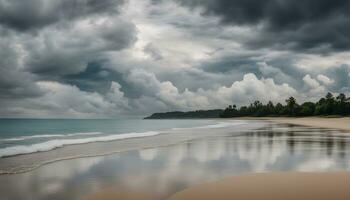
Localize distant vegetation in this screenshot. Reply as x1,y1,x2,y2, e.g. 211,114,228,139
145,109,223,119
145,92,350,119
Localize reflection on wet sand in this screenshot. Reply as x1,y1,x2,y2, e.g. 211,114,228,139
0,123,350,200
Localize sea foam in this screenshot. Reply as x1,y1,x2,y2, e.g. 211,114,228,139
0,131,159,158
0,132,104,142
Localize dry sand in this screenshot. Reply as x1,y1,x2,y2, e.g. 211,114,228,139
240,117,350,132
167,172,350,200
82,186,156,200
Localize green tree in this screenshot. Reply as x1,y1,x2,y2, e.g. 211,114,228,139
285,97,298,116
325,92,335,114
336,93,346,103
274,103,285,115
335,93,348,115
220,104,238,118
299,102,315,116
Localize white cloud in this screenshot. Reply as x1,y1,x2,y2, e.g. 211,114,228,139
1,80,130,118
317,74,334,85
36,81,114,117
303,74,320,89
127,70,298,113
212,73,297,105
106,81,130,109
296,52,350,71
302,74,326,100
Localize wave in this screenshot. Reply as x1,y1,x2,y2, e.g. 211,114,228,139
0,132,104,142
0,131,159,158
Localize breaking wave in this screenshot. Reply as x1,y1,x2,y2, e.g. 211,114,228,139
0,131,160,158
0,132,104,142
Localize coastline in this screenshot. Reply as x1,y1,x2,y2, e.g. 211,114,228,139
81,117,350,200
0,120,264,174
2,118,350,199
238,117,350,132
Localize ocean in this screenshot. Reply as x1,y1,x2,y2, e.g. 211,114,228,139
0,119,233,158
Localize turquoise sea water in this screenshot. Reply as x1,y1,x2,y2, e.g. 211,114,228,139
0,119,216,157
0,119,216,138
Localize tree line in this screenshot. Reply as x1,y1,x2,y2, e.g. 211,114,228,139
145,109,223,119
220,92,350,118
144,92,350,119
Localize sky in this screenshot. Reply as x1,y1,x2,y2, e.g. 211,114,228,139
1,0,350,118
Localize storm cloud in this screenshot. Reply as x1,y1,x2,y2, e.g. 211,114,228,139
0,0,350,118
0,0,124,31
173,0,350,51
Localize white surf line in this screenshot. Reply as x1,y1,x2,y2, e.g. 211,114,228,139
0,131,160,158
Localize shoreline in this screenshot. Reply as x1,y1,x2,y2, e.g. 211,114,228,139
0,120,265,175
2,119,349,200
167,172,350,200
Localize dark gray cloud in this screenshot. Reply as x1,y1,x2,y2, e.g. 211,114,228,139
1,0,350,118
170,0,350,51
0,0,137,117
175,0,347,28
0,0,124,31
24,18,136,76
62,62,142,99
0,39,43,99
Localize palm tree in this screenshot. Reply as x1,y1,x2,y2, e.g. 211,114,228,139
286,97,296,108
336,93,346,103
326,92,334,101
336,93,347,115
286,97,297,116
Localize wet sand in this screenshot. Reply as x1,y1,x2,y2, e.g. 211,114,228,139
167,172,350,200
81,118,350,200
167,117,350,200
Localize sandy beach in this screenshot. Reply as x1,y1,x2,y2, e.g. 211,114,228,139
168,172,350,200
166,117,350,200
247,117,350,132
82,186,155,200
83,172,350,200
80,117,350,200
